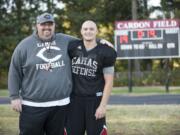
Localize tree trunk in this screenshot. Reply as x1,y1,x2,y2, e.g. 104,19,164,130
132,0,141,76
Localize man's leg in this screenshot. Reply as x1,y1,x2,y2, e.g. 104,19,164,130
66,97,86,135
19,105,48,135
87,117,107,135
45,105,68,135
86,97,108,135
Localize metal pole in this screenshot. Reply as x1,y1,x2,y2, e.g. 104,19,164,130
128,0,138,92
128,59,132,92
165,59,170,93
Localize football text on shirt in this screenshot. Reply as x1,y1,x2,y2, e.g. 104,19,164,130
36,41,65,71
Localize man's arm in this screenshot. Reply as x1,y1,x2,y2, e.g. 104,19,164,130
8,47,23,112
95,70,114,120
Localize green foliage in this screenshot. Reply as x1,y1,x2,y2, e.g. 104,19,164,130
114,69,180,87
161,0,180,18
60,0,132,38
0,0,179,88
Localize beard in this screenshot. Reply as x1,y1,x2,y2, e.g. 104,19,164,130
39,29,53,40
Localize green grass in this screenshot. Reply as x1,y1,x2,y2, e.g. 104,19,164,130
0,105,180,135
0,90,9,97
107,105,180,135
0,105,19,135
1,87,180,97
112,86,180,95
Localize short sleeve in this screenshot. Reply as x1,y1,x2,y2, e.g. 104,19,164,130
67,40,79,59
102,46,117,67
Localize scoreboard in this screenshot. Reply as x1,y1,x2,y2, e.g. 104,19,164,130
114,19,180,59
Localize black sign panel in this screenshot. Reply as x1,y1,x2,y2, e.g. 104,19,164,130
115,19,180,59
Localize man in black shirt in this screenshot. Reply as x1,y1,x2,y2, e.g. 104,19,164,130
66,20,116,135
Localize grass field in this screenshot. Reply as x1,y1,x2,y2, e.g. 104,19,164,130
0,105,180,135
0,90,9,97
107,105,180,135
1,86,180,97
0,87,180,135
112,86,180,95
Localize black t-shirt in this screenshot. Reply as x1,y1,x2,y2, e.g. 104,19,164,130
68,40,117,96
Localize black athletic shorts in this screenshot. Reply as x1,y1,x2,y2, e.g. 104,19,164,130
65,96,108,135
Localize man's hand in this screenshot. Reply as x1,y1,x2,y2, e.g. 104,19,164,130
11,99,22,112
100,39,114,48
95,105,106,120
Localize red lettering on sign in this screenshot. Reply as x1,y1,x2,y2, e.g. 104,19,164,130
137,31,144,39
120,35,129,43
147,30,156,37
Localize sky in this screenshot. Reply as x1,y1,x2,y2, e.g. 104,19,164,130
148,0,161,8
148,0,164,18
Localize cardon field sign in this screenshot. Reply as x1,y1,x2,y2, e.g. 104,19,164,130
114,19,180,59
